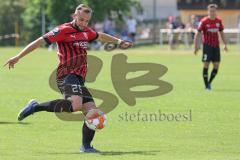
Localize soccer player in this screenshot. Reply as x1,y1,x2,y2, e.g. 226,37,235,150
4,4,132,153
194,4,228,90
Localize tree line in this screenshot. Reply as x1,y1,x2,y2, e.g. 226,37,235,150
0,0,139,46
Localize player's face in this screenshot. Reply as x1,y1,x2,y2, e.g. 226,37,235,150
208,7,217,19
75,11,91,30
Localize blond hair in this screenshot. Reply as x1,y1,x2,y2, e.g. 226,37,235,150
75,4,92,15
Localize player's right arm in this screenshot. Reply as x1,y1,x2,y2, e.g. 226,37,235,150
4,37,45,69
194,19,205,55
193,31,201,55
4,25,65,69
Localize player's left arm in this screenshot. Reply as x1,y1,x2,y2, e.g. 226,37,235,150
218,19,228,52
219,31,228,52
97,32,133,49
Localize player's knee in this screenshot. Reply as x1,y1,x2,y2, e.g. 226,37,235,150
83,102,97,111
213,62,219,69
213,65,219,70
204,63,210,68
69,95,83,111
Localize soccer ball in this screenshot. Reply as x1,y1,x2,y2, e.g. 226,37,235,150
85,109,107,131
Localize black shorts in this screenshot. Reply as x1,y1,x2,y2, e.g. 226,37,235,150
202,44,220,62
57,74,94,104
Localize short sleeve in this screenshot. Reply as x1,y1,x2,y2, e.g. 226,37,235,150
42,27,65,45
87,29,98,42
197,20,204,32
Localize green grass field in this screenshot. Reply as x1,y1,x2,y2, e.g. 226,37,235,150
0,45,240,160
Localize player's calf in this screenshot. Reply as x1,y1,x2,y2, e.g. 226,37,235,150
17,99,77,121
209,68,218,84
203,67,209,89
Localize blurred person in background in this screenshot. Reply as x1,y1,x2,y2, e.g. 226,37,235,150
167,16,177,49
167,16,184,49
126,15,137,42
186,15,200,43
103,17,116,36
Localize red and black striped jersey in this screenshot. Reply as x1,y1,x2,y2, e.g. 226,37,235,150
43,22,98,80
198,16,224,47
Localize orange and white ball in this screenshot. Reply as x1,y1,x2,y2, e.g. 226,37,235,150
85,109,107,130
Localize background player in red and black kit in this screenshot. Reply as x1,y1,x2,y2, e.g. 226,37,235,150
194,4,228,90
4,4,132,153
